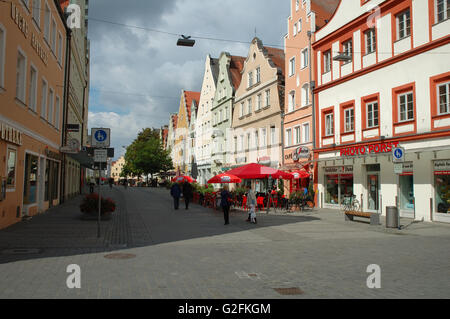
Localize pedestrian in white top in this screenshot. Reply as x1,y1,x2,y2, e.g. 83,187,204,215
246,185,257,224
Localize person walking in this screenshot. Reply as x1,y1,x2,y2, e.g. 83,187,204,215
246,185,257,223
170,182,181,210
182,182,193,210
221,185,232,225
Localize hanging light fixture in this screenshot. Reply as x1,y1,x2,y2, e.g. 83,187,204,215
177,35,195,47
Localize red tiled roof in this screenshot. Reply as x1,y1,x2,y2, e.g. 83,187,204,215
172,114,178,130
230,56,246,90
184,91,201,122
263,46,285,77
312,0,340,29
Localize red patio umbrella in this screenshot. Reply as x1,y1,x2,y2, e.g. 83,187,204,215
207,173,242,184
172,175,196,183
291,171,310,179
226,163,293,180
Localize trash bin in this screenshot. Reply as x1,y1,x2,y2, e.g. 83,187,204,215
386,206,399,228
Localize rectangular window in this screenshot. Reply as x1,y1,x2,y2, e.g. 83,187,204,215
16,51,26,102
343,40,353,62
0,27,4,88
51,19,56,52
325,113,334,136
256,67,261,83
23,154,38,205
301,48,308,68
295,126,301,144
240,135,244,151
365,28,376,54
323,51,331,73
41,79,48,118
265,89,270,107
262,128,267,147
44,3,50,42
271,126,276,145
257,94,262,111
298,19,302,33
286,129,292,147
255,131,259,149
399,92,414,121
293,23,298,36
248,71,253,87
55,96,60,129
247,133,251,150
397,9,411,40
436,0,450,23
240,102,244,117
6,148,17,187
32,0,41,25
48,88,54,124
344,108,355,132
288,91,295,112
289,57,295,76
57,32,63,64
367,102,379,128
219,109,223,122
438,82,450,114
247,98,252,114
29,65,37,112
303,123,310,143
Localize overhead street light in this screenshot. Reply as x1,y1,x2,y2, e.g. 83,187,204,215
177,35,195,47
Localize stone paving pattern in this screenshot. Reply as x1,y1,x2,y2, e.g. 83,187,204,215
0,186,449,299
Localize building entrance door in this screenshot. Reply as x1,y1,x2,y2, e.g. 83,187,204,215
38,157,45,213
367,174,380,211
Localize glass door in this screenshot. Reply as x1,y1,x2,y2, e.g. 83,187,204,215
367,174,380,211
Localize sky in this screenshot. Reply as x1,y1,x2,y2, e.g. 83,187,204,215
87,0,290,160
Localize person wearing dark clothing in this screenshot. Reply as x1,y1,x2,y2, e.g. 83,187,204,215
182,182,193,210
220,186,232,225
170,183,181,210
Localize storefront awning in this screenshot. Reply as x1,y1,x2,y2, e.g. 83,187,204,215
65,150,94,168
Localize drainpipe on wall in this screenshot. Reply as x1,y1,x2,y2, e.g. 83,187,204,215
61,28,72,204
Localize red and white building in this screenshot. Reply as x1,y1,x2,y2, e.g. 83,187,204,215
313,0,450,222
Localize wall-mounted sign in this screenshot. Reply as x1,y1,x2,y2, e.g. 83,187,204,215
66,124,80,132
293,147,310,161
340,141,400,157
434,160,450,175
324,166,353,175
1,122,23,145
91,128,111,148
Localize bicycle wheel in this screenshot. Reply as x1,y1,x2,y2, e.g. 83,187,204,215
352,200,360,212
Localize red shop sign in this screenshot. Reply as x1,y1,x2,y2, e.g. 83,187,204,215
340,141,400,157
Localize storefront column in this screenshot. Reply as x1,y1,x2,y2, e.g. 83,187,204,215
380,157,396,216
414,152,434,222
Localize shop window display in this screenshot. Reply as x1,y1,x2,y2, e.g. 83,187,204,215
325,175,339,204
435,174,450,214
339,174,354,205
23,154,38,205
399,175,414,210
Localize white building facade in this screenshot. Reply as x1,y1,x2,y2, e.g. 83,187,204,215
313,0,450,223
195,55,219,185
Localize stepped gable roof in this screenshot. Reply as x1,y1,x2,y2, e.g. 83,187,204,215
312,0,340,29
210,57,220,85
184,91,201,122
263,45,285,77
229,55,246,90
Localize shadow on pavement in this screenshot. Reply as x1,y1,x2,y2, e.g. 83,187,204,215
0,186,320,264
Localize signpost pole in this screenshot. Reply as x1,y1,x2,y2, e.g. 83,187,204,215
98,162,101,238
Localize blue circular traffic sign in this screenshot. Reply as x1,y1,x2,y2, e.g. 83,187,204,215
94,130,107,142
394,148,403,159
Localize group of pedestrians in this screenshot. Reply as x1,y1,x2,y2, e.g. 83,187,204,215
170,182,257,226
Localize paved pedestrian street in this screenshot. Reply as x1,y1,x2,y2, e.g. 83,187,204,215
0,186,449,299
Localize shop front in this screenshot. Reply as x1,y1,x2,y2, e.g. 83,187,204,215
317,139,450,223
283,146,313,193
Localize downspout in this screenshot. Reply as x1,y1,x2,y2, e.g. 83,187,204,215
61,28,72,203
79,81,87,195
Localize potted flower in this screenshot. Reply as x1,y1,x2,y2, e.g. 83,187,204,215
80,193,116,220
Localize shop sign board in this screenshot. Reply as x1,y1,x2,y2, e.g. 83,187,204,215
94,149,108,163
340,141,400,157
434,160,450,175
394,162,413,174
324,166,353,175
293,147,310,161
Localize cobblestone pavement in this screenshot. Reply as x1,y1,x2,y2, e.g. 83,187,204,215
0,186,449,299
